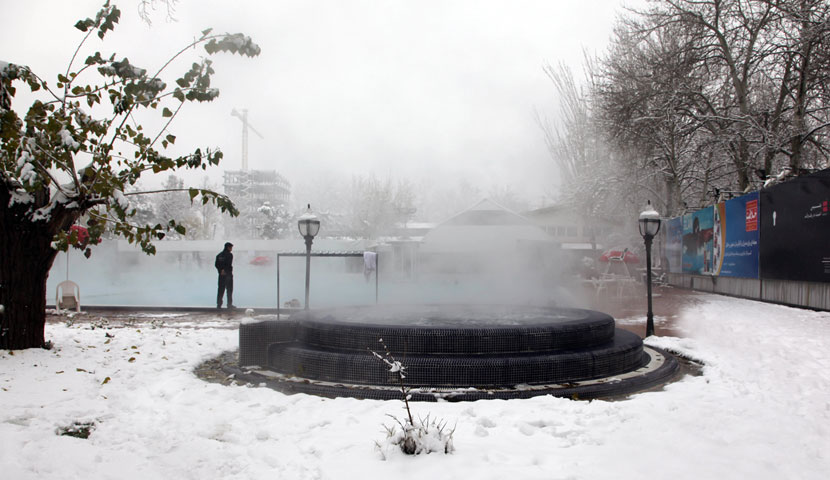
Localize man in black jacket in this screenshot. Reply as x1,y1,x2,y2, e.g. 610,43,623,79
215,242,235,309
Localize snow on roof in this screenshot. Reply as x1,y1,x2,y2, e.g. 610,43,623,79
421,198,552,253
435,198,537,227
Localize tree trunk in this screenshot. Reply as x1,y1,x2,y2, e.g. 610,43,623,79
790,0,814,173
0,220,61,350
735,137,751,192
664,175,681,216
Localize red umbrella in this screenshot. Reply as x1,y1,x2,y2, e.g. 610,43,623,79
250,256,273,266
598,248,640,263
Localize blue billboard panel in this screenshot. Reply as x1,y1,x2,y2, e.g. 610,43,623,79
682,207,715,274
714,192,759,278
664,217,683,273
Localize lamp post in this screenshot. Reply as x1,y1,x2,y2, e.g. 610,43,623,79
297,204,320,310
638,201,662,337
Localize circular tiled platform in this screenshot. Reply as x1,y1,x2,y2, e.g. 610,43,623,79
236,305,680,401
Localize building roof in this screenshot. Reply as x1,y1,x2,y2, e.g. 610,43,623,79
420,199,553,253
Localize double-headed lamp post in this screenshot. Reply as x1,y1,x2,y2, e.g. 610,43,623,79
638,201,662,337
297,204,320,310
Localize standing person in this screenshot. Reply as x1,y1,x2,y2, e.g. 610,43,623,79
215,242,235,309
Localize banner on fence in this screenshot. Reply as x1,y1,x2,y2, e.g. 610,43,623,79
713,192,760,278
760,169,830,282
665,217,683,273
682,207,714,274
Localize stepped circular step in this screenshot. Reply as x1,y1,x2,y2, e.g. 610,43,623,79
289,304,616,355
237,304,679,400
268,329,646,387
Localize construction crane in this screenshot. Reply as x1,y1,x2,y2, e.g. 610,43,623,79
231,108,264,171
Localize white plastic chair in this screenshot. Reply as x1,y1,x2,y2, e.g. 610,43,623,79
56,280,81,313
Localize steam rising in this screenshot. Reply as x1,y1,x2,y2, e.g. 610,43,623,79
47,237,589,309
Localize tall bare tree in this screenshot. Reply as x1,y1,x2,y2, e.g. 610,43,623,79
773,0,830,171
555,0,830,217
538,62,633,243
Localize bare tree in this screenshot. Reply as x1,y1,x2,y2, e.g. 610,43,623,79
138,0,177,25
595,16,722,214
538,62,593,185
545,0,830,220
345,174,417,239
633,0,783,191
773,0,830,171
538,62,634,250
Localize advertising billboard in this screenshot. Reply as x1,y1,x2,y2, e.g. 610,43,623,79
682,207,715,275
713,192,760,278
760,169,830,282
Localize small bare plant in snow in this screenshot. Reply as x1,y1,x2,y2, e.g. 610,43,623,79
371,339,455,458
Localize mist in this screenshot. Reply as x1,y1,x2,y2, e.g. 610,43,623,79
47,211,593,311
8,0,632,309
0,0,630,205
48,254,589,311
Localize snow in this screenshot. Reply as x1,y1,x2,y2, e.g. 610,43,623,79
8,188,34,207
16,149,32,168
639,207,659,220
97,64,116,76
18,161,37,185
2,293,829,479
111,189,130,211
32,190,74,223
59,128,80,151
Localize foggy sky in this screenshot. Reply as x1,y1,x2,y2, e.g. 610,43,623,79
1,0,630,209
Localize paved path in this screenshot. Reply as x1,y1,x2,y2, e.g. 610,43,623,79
584,285,708,338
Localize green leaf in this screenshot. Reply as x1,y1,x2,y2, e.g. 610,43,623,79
162,107,173,118
188,188,198,201
85,52,105,66
74,18,93,32
165,134,176,144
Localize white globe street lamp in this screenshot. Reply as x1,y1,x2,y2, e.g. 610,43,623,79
297,204,320,310
638,201,662,337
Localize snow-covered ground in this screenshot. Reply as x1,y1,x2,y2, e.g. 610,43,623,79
2,293,829,479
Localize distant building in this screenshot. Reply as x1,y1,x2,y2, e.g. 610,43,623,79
223,169,291,239
419,199,556,273
522,204,619,248
522,204,628,278
223,170,290,205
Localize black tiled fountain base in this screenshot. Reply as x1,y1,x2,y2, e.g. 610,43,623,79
267,329,645,387
223,345,680,401
237,305,680,401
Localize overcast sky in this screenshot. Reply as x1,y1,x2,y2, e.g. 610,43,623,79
1,0,631,208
